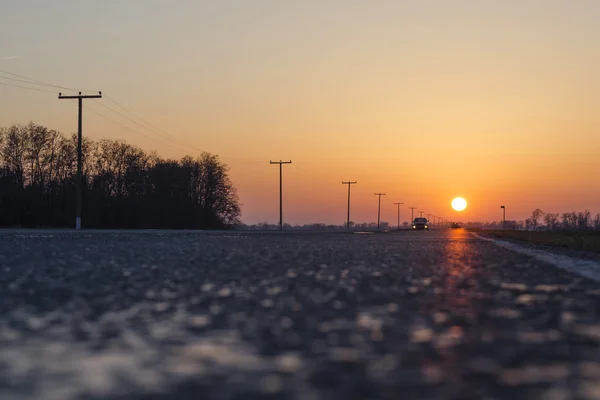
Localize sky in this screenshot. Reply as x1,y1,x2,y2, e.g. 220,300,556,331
1,0,599,225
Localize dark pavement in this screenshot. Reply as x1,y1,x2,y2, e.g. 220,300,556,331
1,229,600,400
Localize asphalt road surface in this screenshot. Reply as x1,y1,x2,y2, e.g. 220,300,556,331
2,229,600,400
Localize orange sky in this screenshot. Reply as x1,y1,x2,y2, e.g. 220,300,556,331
1,1,599,224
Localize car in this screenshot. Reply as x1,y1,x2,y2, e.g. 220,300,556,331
412,217,429,230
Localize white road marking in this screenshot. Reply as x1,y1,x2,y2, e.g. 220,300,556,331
471,232,600,283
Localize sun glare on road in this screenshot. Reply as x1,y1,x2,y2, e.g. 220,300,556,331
452,197,467,211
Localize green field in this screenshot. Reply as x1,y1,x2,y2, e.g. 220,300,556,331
473,230,600,252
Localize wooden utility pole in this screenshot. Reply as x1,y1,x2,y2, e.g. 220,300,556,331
270,160,292,230
409,207,417,222
394,202,404,229
374,193,386,231
342,181,357,230
59,91,102,230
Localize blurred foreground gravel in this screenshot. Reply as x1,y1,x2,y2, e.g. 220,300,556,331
2,229,600,400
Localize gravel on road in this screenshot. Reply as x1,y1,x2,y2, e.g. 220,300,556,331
1,229,600,400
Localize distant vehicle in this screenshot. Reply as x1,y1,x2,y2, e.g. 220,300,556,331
451,222,461,229
412,218,429,230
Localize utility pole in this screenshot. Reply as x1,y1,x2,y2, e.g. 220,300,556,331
394,202,403,229
270,160,292,230
426,213,431,224
59,91,102,230
409,207,417,222
419,211,424,218
342,181,357,230
501,206,506,230
374,193,386,231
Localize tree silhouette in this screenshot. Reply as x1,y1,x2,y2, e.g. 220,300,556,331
543,213,559,231
530,209,544,231
0,123,240,229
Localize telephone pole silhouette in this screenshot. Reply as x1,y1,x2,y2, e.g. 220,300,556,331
59,91,102,230
270,160,292,230
374,193,386,231
409,207,417,222
394,202,404,229
342,181,357,230
419,211,424,217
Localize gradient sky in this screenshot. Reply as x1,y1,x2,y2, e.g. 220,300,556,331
1,0,599,225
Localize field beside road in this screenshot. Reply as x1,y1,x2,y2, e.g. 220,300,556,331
474,229,600,252
2,229,600,399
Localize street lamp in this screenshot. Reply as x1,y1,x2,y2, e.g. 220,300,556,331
500,206,506,230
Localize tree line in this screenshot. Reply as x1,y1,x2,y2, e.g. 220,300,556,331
524,209,600,231
0,123,240,229
466,209,600,232
241,221,394,231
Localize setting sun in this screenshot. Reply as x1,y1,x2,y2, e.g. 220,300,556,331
451,197,467,212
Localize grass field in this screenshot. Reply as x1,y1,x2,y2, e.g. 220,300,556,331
473,229,600,252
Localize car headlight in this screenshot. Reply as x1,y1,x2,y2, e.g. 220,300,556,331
425,225,428,228
412,225,415,229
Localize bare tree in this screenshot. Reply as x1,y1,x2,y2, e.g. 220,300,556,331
543,213,559,231
0,124,27,187
0,123,241,229
561,212,578,230
530,209,544,231
577,211,592,230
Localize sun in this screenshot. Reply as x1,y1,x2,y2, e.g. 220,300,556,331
451,197,467,211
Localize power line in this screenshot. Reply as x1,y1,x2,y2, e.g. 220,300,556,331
92,99,199,150
95,97,269,166
103,95,190,144
86,106,268,167
0,81,57,94
0,68,268,166
0,68,85,92
292,163,340,186
0,68,197,151
89,101,267,165
0,75,62,88
83,105,189,149
91,99,191,148
84,105,271,171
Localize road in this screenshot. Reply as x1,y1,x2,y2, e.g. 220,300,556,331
1,229,600,400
